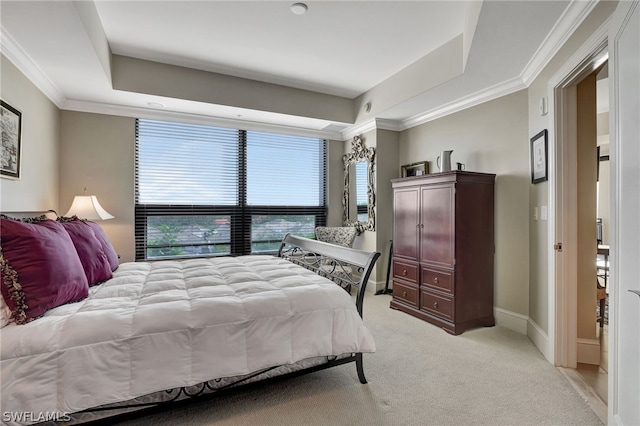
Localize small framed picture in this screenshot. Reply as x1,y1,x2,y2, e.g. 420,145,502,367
401,161,429,177
1,100,22,180
530,129,548,184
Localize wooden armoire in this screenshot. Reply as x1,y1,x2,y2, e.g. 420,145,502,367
390,171,496,335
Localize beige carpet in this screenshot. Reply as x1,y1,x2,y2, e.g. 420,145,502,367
118,293,602,426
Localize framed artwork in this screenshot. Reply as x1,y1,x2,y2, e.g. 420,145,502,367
530,129,548,184
1,100,22,180
401,161,429,177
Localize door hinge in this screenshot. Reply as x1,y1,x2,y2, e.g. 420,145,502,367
554,242,563,252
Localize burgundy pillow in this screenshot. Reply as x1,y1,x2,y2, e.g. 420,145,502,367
60,219,112,286
84,221,119,271
0,218,89,324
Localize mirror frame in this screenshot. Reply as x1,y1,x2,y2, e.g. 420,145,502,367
342,135,375,233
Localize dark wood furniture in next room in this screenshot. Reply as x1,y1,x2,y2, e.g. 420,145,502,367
390,171,496,335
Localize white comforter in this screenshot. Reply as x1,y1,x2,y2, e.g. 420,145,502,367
0,255,375,423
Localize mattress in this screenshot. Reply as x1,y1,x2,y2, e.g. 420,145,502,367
0,255,375,424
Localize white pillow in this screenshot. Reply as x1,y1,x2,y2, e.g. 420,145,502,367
1,295,12,327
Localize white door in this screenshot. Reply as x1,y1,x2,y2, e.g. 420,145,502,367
608,1,640,424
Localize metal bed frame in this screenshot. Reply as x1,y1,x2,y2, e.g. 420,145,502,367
52,233,381,424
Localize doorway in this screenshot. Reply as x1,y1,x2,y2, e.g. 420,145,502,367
574,62,610,404
551,39,609,420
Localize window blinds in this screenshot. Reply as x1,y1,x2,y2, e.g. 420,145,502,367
246,130,324,206
135,119,326,260
136,119,239,205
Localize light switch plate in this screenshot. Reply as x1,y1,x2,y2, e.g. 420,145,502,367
539,96,548,116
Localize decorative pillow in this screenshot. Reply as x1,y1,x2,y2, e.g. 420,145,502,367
84,220,119,271
59,219,112,286
0,218,89,324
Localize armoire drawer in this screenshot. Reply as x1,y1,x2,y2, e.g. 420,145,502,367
420,289,454,321
393,259,418,284
422,267,453,294
392,280,419,308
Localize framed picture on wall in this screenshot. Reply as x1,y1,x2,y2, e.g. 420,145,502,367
1,100,22,180
401,161,429,177
530,129,548,184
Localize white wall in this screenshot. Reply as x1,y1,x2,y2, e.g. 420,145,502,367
0,55,59,212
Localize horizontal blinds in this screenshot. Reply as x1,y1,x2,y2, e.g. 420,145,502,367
246,131,325,206
136,119,238,205
135,119,326,260
355,162,368,206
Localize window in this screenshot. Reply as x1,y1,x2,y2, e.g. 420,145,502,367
135,119,326,260
355,162,368,222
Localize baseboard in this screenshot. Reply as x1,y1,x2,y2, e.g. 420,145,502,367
368,280,388,294
527,318,553,363
577,338,601,365
494,307,528,334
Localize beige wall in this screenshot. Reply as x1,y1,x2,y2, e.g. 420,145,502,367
0,55,59,212
327,138,345,226
59,111,136,262
398,90,531,316
344,129,399,290
113,55,354,124
373,129,400,289
526,0,617,338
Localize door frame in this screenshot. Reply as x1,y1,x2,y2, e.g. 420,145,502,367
547,20,610,368
608,2,640,423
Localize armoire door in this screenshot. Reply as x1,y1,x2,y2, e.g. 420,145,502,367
393,186,420,261
420,185,454,268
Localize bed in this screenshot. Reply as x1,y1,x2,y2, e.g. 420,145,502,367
0,214,380,425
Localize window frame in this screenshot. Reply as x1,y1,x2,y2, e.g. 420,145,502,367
134,120,327,261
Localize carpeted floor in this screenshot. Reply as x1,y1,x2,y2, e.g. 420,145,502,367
116,293,603,426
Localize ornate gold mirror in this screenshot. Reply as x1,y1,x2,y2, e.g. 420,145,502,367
342,135,375,233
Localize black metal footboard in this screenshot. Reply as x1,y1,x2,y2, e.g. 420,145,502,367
278,233,381,319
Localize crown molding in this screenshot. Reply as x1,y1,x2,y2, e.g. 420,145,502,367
61,99,344,140
2,0,599,141
521,0,599,86
376,118,403,132
400,77,527,131
340,118,377,140
340,118,402,141
0,27,65,107
341,0,600,134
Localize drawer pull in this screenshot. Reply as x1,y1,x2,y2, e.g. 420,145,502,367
434,277,439,284
402,291,408,297
433,301,439,309
402,269,408,276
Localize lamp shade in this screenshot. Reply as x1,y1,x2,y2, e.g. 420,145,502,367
64,195,114,220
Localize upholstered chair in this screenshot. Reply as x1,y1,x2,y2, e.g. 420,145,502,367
314,226,358,294
314,226,358,248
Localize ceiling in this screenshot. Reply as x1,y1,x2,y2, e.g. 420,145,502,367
1,1,593,139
